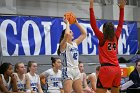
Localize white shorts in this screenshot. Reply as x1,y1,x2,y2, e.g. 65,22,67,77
62,67,81,81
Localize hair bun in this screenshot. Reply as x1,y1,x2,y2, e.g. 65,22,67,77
51,57,54,61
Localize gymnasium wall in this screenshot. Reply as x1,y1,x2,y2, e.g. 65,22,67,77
0,0,139,20
0,0,139,73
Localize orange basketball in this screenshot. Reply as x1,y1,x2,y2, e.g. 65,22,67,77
64,11,76,24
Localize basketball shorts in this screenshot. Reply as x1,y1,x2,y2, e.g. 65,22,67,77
97,65,121,89
62,67,81,81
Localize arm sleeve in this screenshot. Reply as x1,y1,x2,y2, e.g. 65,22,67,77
90,8,104,42
115,8,124,39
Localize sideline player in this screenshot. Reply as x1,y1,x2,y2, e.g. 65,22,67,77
27,61,44,93
0,62,18,92
14,62,31,92
40,57,63,93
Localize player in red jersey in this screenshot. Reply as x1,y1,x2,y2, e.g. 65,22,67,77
89,0,126,93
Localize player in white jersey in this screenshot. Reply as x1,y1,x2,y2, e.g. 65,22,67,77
40,57,63,93
87,66,100,92
14,62,31,93
27,61,44,93
57,16,87,93
87,66,110,93
0,62,18,93
78,61,95,93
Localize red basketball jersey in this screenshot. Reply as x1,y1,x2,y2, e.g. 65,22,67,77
98,37,119,65
90,7,124,65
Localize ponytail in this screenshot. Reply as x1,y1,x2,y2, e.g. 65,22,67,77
57,29,65,55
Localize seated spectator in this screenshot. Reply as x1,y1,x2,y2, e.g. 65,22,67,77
128,59,140,88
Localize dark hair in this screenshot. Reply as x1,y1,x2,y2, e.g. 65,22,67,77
27,61,36,72
14,62,24,73
79,61,83,64
103,22,115,41
96,66,100,71
135,59,140,66
0,62,12,74
57,29,66,55
51,57,60,67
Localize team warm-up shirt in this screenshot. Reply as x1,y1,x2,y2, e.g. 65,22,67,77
27,72,40,92
90,7,124,66
61,42,79,68
42,68,62,90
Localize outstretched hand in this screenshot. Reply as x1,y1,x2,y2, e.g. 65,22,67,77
90,0,94,8
118,0,127,8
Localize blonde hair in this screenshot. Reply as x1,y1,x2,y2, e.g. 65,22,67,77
14,62,24,73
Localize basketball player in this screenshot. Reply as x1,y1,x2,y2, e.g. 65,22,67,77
87,66,110,93
78,61,95,93
0,62,18,93
40,57,63,93
14,62,31,93
89,0,126,93
87,66,100,92
57,16,87,93
26,61,43,93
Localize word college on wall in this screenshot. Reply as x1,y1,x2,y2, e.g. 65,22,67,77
0,16,138,56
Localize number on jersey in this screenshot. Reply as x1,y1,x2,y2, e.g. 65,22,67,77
73,53,78,60
53,82,58,87
108,43,116,50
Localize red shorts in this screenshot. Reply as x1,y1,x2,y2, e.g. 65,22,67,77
97,65,121,89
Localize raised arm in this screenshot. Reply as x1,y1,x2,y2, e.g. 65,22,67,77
90,0,103,41
74,20,87,45
59,18,71,52
115,0,126,38
11,74,18,92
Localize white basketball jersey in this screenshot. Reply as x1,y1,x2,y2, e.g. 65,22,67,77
61,42,79,67
27,73,40,92
13,73,26,91
43,68,62,92
0,74,11,91
91,73,97,82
